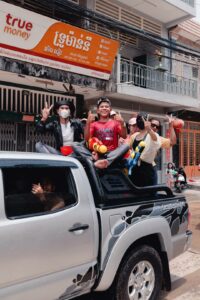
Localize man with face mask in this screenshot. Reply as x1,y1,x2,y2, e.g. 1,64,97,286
35,99,83,154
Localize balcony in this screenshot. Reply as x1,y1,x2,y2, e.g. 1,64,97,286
178,0,194,7
114,0,196,26
120,59,197,98
115,59,198,108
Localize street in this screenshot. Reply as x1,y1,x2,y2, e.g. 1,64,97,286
75,188,200,300
161,188,200,300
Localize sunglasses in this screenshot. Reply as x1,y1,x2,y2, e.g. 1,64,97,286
151,123,159,129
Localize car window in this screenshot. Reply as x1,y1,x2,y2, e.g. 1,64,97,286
2,166,77,219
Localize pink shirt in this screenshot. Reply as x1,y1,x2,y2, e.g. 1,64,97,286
90,120,121,151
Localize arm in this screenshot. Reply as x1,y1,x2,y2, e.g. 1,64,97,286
32,183,46,202
145,121,158,141
115,113,127,139
119,122,127,139
160,117,177,148
50,198,65,211
168,117,177,146
84,111,95,141
35,102,54,133
84,121,91,141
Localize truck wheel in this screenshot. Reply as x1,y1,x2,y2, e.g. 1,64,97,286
115,245,162,300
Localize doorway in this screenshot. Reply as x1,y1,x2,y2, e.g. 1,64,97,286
179,121,200,178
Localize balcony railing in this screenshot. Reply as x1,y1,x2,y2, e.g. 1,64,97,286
120,59,198,98
180,0,195,7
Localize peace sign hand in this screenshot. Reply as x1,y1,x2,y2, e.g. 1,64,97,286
41,102,53,122
115,112,124,125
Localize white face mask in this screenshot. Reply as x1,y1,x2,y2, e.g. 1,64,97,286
59,109,70,119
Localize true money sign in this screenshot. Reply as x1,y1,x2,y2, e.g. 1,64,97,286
0,2,119,80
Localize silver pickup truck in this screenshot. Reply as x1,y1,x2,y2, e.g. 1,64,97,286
0,152,192,300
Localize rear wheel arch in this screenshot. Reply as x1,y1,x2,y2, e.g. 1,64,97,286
114,245,163,300
112,235,171,294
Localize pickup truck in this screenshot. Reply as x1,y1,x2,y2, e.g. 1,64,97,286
0,152,192,300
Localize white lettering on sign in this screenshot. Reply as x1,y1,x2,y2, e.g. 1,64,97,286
53,31,92,52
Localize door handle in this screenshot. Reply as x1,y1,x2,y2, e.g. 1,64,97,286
69,223,89,232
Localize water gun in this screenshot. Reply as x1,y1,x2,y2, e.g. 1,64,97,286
88,137,108,154
126,141,146,175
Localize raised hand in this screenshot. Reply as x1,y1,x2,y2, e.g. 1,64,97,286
166,114,174,126
32,183,43,194
87,110,96,124
115,112,124,125
41,102,53,121
144,120,152,132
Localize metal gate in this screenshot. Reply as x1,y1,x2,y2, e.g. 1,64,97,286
179,121,200,178
0,121,17,151
0,84,75,152
0,121,56,152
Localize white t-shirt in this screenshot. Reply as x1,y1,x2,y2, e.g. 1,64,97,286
130,132,161,164
61,122,74,145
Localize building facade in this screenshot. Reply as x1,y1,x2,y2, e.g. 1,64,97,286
170,19,200,178
0,0,198,182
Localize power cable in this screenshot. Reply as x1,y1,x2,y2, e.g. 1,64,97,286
56,0,200,59
2,0,200,61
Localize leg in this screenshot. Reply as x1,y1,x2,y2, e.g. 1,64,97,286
129,162,155,187
35,142,61,155
71,142,93,158
106,144,130,166
72,142,109,169
152,166,158,185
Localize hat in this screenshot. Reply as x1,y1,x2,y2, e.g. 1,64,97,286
97,97,111,107
54,99,75,117
81,118,87,124
128,117,137,125
110,110,116,116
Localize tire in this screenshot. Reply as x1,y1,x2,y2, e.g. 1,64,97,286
115,245,163,300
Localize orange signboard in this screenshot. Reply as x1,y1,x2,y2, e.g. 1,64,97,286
32,22,119,74
0,2,119,79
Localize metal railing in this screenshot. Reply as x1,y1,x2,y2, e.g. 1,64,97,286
120,59,198,98
180,0,195,7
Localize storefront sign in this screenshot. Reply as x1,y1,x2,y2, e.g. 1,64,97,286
0,2,119,80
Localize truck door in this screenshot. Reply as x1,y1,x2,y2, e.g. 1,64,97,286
0,159,98,300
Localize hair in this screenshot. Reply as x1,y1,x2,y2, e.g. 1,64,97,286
97,96,111,108
149,118,160,126
41,177,55,192
167,162,175,169
136,112,148,130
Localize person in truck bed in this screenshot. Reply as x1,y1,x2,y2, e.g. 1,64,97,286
81,97,129,168
129,113,161,187
35,99,83,154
